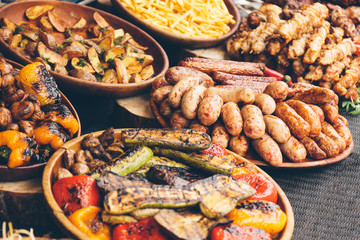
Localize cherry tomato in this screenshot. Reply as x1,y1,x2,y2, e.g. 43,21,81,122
112,217,167,240
210,224,271,240
201,143,228,156
233,173,278,203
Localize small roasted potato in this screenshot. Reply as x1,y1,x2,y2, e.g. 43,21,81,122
25,5,54,20
71,58,95,73
37,42,68,66
48,10,66,32
70,69,97,82
25,42,38,57
93,12,113,30
39,16,53,32
0,27,13,41
0,18,16,32
59,45,84,59
102,69,118,83
54,63,68,75
72,17,87,30
114,58,129,83
88,46,104,75
139,65,154,80
39,31,57,50
9,34,22,48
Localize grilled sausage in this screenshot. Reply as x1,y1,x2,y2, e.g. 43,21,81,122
221,102,243,136
241,105,266,139
263,81,289,101
263,115,291,143
189,120,210,135
313,132,340,158
197,95,223,126
252,133,283,166
332,118,352,147
206,87,255,105
211,122,230,148
152,76,169,90
300,137,327,160
165,66,214,86
286,100,321,137
168,76,202,108
321,104,339,124
181,85,207,120
229,134,249,156
279,136,307,163
321,121,346,153
337,115,348,126
308,104,325,122
274,102,310,139
253,93,276,115
291,87,337,105
159,98,173,118
169,110,190,128
151,85,173,104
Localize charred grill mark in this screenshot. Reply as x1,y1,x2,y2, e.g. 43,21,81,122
38,65,61,104
236,200,279,213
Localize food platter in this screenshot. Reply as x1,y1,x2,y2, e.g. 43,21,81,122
111,0,241,48
0,58,81,181
0,0,169,97
42,128,294,240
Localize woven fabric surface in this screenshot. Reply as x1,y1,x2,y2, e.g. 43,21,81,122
265,113,360,240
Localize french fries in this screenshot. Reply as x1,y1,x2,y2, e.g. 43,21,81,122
121,0,235,38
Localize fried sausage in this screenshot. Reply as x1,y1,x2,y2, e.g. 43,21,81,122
152,76,169,90
252,133,283,166
300,137,327,160
168,76,202,108
263,115,291,143
181,85,207,120
211,71,276,84
279,136,307,163
206,87,255,105
291,87,337,105
263,81,289,101
229,134,249,156
254,93,276,115
159,98,173,119
165,66,214,86
189,120,210,135
338,115,348,126
211,122,230,148
151,85,173,104
197,95,223,126
214,82,266,94
286,100,321,137
333,118,352,147
308,104,325,122
321,121,346,153
241,105,266,139
221,102,243,136
321,104,339,124
313,132,340,158
274,102,311,139
169,110,190,128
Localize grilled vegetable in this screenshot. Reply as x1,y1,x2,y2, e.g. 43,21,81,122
72,17,87,30
25,5,54,20
88,46,104,75
121,128,211,151
210,224,272,240
48,10,66,32
154,209,228,240
33,121,70,150
39,16,53,32
37,42,68,66
129,208,160,220
200,180,256,219
104,174,235,214
101,211,137,225
114,58,129,83
71,57,95,73
92,146,153,178
152,147,235,175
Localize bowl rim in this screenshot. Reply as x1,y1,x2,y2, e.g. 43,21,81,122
0,0,169,96
42,129,294,240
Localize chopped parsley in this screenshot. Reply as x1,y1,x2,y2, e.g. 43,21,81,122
339,87,360,115
14,24,24,34
76,59,87,67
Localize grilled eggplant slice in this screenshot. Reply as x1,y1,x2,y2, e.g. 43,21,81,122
152,147,235,175
101,211,137,225
92,146,153,178
129,208,160,220
199,181,256,219
121,128,211,151
154,209,228,240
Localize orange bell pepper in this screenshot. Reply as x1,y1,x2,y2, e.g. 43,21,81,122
68,206,111,240
226,200,287,236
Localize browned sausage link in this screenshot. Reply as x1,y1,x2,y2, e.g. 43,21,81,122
211,71,276,84
181,85,207,120
308,104,325,123
337,115,348,126
254,93,276,115
189,120,210,135
211,122,230,148
168,76,202,108
263,115,291,143
321,104,339,124
321,121,346,153
274,102,311,139
286,100,321,137
241,105,266,139
197,95,223,126
206,87,255,105
152,76,169,90
333,118,352,147
263,81,289,101
279,136,307,163
291,87,337,105
221,102,243,136
151,85,173,104
169,110,190,128
287,82,315,98
165,66,214,86
159,98,173,119
312,132,340,158
252,133,283,166
178,57,265,76
300,137,327,160
229,134,249,156
214,84,265,95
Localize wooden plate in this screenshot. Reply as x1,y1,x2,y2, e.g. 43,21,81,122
150,97,354,168
42,129,294,240
0,0,169,97
111,0,241,49
0,59,81,181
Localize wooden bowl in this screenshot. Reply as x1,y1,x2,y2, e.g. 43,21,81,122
111,0,241,49
42,129,294,240
0,59,81,181
0,0,169,97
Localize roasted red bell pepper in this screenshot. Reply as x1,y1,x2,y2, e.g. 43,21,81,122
210,224,272,240
112,217,167,240
201,143,228,157
53,175,101,215
355,43,360,55
233,173,278,203
261,66,293,86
